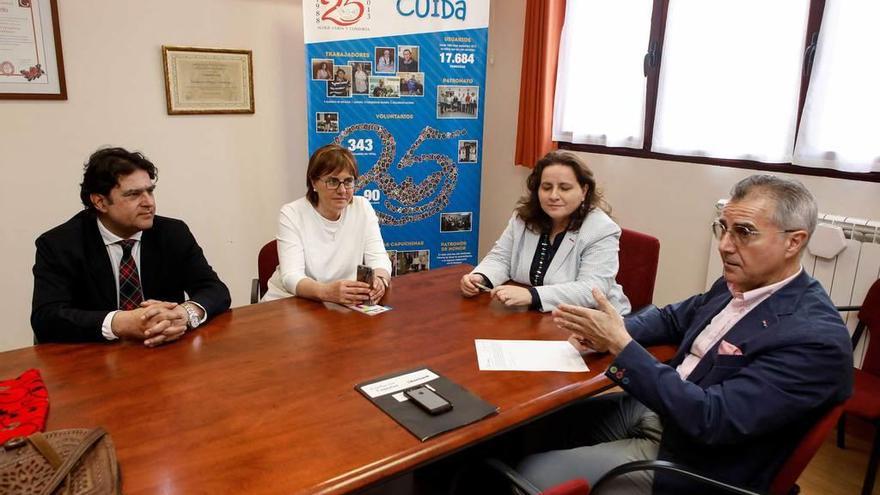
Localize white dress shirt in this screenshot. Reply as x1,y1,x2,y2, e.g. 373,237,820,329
97,219,143,340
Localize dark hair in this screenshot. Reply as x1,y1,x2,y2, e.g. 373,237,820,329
306,144,358,206
515,150,610,233
80,147,158,210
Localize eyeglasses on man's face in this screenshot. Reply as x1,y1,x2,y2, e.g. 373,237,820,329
711,220,800,246
322,177,356,190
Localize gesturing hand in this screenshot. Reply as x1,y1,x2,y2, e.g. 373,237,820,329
552,288,632,355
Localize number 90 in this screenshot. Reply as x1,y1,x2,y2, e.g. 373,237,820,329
362,189,381,202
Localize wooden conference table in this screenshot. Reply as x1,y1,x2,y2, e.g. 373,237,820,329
0,265,674,494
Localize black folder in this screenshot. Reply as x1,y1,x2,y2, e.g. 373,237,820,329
355,367,499,441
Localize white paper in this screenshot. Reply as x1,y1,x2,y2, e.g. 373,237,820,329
475,339,589,372
360,369,439,398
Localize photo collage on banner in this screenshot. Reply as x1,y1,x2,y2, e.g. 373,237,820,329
304,1,490,275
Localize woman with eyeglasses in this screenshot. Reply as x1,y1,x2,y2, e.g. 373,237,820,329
461,150,630,314
262,144,392,304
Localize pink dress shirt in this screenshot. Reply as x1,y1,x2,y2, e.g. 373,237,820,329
676,268,803,379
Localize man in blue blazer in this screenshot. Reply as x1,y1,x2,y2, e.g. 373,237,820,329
517,175,853,494
31,147,231,346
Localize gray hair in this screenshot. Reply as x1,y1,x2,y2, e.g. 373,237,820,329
730,175,818,237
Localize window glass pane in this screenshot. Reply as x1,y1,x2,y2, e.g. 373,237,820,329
552,0,653,148
794,0,880,173
652,0,809,162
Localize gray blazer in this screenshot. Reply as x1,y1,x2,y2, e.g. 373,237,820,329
473,210,631,314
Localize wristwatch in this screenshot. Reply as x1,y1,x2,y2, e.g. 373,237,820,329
181,302,201,329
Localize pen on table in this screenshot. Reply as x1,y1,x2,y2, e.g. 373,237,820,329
474,282,491,292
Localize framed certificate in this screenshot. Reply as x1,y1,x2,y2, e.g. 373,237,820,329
162,46,255,115
0,0,67,99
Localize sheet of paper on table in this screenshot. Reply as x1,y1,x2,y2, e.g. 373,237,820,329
475,339,589,372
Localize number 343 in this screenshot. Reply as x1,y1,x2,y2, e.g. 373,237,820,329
347,138,373,152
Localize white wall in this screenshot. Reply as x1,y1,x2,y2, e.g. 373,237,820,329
3,0,878,351
1,0,306,350
480,1,530,255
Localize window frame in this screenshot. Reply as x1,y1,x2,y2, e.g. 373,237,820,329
558,0,880,183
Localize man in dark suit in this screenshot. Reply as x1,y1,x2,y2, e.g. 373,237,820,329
31,147,231,346
517,175,853,494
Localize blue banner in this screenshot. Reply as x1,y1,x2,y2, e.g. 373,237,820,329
303,1,490,276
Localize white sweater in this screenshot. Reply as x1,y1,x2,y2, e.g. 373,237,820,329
262,196,392,301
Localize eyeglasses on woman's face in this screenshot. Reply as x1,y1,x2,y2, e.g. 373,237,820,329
322,177,356,190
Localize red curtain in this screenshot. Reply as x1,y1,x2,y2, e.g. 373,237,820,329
514,0,567,168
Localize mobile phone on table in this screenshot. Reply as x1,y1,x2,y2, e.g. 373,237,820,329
357,264,374,286
404,386,453,415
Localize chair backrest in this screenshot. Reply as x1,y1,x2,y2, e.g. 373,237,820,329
768,402,845,495
616,228,660,312
857,279,880,376
257,240,279,299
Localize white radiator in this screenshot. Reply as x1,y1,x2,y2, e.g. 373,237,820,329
705,200,880,367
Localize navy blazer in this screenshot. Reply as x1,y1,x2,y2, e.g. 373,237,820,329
607,271,852,494
31,210,231,343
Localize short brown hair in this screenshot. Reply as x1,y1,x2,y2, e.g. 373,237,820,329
515,150,610,233
306,144,358,206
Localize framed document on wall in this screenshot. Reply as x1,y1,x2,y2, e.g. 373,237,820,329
0,0,67,100
162,46,255,115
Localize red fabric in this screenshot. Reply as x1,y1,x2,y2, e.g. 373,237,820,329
844,370,880,420
514,0,566,168
257,240,279,297
118,239,143,310
769,402,844,495
857,279,880,376
542,478,591,495
616,229,660,312
0,369,49,443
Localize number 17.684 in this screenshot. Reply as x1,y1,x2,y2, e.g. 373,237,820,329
440,52,474,64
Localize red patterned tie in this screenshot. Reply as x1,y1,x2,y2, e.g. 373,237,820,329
118,239,143,310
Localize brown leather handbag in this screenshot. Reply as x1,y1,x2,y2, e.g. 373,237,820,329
0,428,120,494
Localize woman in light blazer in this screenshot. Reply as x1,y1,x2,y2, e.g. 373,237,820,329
461,151,630,314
